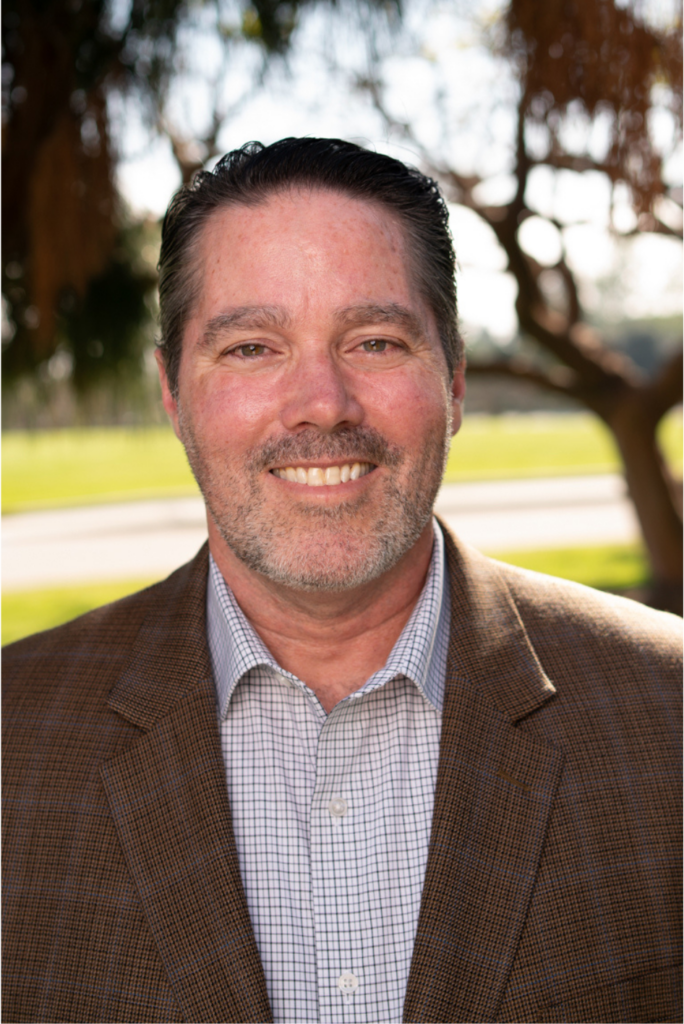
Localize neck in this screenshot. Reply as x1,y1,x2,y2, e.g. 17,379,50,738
208,519,435,713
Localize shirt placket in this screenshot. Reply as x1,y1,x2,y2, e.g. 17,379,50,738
310,698,368,1024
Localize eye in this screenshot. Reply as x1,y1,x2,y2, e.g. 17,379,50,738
233,343,268,357
361,339,388,352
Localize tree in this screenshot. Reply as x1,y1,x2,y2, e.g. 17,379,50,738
361,0,682,611
1,0,393,388
4,0,681,609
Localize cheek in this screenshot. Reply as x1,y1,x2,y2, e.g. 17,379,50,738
185,372,284,447
359,372,450,442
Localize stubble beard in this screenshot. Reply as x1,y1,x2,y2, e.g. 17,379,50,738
178,409,452,592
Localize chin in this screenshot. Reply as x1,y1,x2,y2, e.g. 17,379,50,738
220,518,428,593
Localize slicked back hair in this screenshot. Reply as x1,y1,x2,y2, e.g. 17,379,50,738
157,137,462,395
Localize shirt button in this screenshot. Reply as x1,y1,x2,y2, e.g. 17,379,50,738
337,971,359,1003
328,796,348,821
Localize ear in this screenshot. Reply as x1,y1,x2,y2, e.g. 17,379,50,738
450,362,466,437
155,349,182,441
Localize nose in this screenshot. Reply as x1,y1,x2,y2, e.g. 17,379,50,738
279,350,364,433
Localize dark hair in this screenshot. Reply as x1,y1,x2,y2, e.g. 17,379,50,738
157,137,462,394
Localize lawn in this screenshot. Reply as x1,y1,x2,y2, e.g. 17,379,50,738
2,578,160,647
445,408,681,482
3,409,681,513
3,425,198,512
1,542,649,646
492,542,649,593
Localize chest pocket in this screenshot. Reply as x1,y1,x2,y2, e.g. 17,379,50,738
527,963,682,1023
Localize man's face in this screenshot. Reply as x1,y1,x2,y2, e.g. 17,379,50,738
159,188,465,591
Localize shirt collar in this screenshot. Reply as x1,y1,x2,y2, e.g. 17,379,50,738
207,518,448,718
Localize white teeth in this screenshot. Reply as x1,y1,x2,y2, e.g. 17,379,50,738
307,467,325,486
273,463,372,486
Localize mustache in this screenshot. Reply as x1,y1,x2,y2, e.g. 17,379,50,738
249,427,404,470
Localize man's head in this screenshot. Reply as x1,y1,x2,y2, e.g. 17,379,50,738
157,138,462,395
156,139,465,593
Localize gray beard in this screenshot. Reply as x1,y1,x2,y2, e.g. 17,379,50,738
178,415,451,592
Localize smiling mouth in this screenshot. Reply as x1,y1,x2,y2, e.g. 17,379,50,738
270,463,375,487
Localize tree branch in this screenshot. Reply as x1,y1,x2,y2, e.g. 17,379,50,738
515,303,644,391
531,152,620,178
642,347,684,422
555,254,581,325
623,212,684,240
355,74,484,207
466,357,581,397
512,96,530,217
355,69,668,408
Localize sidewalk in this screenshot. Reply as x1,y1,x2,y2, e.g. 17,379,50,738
2,474,638,591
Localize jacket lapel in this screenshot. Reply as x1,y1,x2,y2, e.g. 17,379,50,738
404,532,564,1024
101,545,272,1024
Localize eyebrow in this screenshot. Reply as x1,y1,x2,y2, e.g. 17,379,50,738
201,306,292,348
200,301,426,347
333,303,425,341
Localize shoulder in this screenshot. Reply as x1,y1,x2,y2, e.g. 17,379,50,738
496,558,681,670
2,583,159,757
488,559,682,751
2,549,209,720
440,524,681,674
4,580,156,685
441,524,681,730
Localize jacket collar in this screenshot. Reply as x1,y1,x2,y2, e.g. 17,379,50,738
107,543,213,731
107,528,556,732
440,523,557,721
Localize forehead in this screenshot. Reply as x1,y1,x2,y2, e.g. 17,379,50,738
200,186,407,250
193,188,416,312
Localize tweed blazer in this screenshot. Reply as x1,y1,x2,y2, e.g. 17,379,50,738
3,531,682,1023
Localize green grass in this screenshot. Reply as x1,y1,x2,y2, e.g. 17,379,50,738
488,542,649,593
2,578,160,647
1,543,649,646
444,409,682,483
2,426,198,512
3,410,681,513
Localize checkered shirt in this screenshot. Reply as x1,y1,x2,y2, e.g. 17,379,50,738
207,520,450,1024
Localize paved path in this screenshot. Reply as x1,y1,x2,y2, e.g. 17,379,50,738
3,474,639,591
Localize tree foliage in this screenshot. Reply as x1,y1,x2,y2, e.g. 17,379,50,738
503,0,682,219
3,0,172,382
2,0,384,387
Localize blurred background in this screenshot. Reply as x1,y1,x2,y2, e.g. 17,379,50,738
2,0,682,643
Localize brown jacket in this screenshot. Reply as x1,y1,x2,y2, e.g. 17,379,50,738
3,532,682,1023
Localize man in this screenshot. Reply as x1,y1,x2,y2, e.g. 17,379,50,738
3,138,681,1024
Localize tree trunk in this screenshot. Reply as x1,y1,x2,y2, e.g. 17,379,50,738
604,396,683,614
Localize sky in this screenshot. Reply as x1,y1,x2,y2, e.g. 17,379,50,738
113,0,683,343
